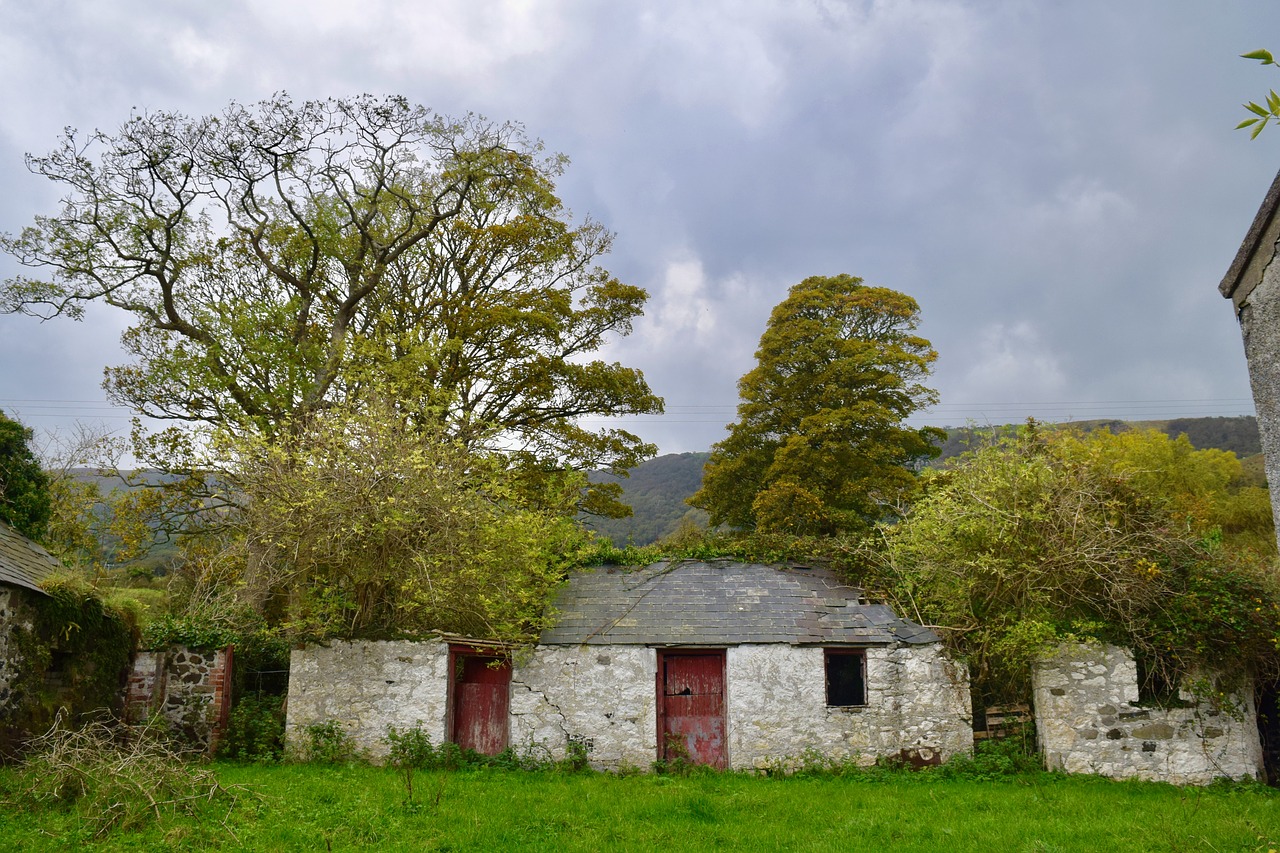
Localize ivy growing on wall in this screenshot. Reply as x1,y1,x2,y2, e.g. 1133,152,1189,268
2,579,136,752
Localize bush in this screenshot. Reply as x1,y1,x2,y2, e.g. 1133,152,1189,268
934,736,1045,782
384,722,436,769
217,694,285,762
301,721,358,763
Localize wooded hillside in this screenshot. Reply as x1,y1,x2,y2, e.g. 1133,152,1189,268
593,416,1265,546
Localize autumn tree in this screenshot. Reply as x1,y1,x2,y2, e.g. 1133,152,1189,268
688,274,942,536
0,94,661,517
185,400,588,642
863,424,1280,705
0,410,51,541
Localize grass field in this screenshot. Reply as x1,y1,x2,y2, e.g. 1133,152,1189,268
1,761,1278,852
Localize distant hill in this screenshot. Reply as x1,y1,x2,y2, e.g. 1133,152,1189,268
594,416,1264,546
66,416,1265,551
585,452,710,546
933,415,1262,463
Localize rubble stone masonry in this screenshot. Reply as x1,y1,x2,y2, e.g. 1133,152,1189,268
1031,643,1263,785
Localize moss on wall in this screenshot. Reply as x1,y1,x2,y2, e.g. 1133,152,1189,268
1,581,137,755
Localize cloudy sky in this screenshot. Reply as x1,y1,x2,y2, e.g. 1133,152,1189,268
0,0,1277,457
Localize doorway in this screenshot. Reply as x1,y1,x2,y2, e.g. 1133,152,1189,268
657,650,727,769
448,647,511,755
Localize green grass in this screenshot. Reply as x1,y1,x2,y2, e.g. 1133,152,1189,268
1,762,1277,852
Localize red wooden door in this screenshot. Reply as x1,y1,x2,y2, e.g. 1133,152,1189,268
451,653,510,755
660,652,727,769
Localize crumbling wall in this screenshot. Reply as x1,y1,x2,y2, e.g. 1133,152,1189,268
0,583,134,750
124,646,233,751
0,586,34,715
285,639,450,759
726,643,972,771
1226,224,1280,544
1032,643,1263,785
510,645,657,769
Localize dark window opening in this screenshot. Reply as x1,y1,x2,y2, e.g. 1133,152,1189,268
1136,654,1187,708
825,649,866,707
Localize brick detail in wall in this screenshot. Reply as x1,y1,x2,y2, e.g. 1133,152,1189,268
123,645,234,752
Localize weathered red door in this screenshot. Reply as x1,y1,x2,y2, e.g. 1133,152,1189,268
450,651,510,755
660,651,727,769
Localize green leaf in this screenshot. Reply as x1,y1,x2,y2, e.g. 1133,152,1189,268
1247,101,1270,117
1241,49,1275,64
1252,118,1270,139
1238,118,1261,129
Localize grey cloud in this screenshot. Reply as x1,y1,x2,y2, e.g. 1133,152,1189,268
0,0,1276,454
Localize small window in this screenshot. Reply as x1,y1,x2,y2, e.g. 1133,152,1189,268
825,649,866,707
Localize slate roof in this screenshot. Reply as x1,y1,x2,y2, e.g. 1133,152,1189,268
540,560,939,646
0,519,58,595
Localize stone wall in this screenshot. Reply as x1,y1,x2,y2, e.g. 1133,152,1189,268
726,644,972,770
286,639,451,759
510,645,657,769
124,645,233,752
1031,643,1263,785
0,586,35,715
1222,186,1280,548
286,639,972,770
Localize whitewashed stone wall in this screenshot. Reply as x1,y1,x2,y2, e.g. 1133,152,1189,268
286,639,450,759
511,645,657,769
727,644,971,770
286,639,971,770
1032,643,1263,785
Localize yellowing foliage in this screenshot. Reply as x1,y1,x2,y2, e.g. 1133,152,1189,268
863,423,1280,704
204,401,590,643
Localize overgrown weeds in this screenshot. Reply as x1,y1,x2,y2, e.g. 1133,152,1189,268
3,711,247,839
301,720,359,763
217,694,285,762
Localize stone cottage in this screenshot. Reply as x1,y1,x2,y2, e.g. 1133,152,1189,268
286,560,974,770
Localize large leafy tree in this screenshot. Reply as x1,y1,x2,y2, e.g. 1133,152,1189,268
865,425,1280,705
0,94,661,515
186,400,589,643
689,274,942,536
0,410,51,541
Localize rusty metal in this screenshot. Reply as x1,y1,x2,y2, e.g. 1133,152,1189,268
449,649,510,755
659,651,727,769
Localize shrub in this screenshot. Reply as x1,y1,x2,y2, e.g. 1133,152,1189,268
217,694,285,762
933,736,1045,782
384,722,436,769
301,721,358,763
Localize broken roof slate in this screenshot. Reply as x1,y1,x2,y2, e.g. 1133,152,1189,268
0,520,59,595
540,560,939,647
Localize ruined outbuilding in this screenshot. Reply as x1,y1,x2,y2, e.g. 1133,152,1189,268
0,519,60,717
286,560,974,770
0,520,136,748
1032,643,1263,785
